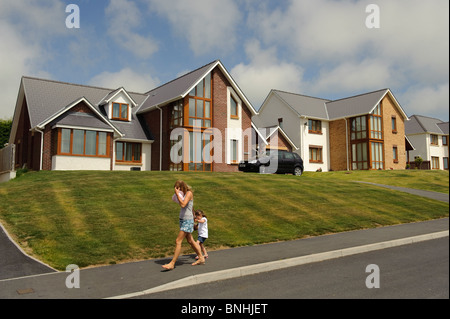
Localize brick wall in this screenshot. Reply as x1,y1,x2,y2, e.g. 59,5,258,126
329,119,349,171
381,95,406,170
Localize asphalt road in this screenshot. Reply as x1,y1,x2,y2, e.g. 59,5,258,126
140,237,449,299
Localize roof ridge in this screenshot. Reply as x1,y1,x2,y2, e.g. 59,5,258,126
145,59,219,95
273,89,331,102
409,114,444,123
21,76,147,96
327,88,389,104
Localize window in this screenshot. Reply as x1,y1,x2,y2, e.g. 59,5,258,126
430,134,438,146
230,96,238,119
309,146,323,163
443,135,448,146
57,128,110,157
186,131,212,171
187,73,212,128
308,120,322,134
116,142,141,163
352,142,368,170
170,100,183,129
444,157,449,170
370,103,382,139
393,146,398,163
351,116,367,140
391,116,397,134
371,142,384,169
431,157,440,169
112,103,129,121
230,139,238,164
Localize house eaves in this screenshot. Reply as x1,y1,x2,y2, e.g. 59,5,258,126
137,60,258,116
35,96,123,137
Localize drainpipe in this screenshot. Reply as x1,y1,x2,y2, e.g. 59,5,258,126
34,127,44,171
156,106,163,171
345,118,349,171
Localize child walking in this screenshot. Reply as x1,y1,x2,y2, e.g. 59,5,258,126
194,210,208,259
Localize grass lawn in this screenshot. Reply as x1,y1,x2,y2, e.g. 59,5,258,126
0,169,448,270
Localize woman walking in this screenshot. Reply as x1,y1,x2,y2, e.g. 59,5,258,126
162,180,205,270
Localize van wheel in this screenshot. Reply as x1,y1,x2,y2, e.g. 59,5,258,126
294,167,303,176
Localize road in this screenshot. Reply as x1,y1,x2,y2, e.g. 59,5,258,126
139,237,449,299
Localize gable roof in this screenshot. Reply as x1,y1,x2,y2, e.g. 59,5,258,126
259,88,408,121
17,76,150,141
269,90,330,120
137,60,258,116
405,115,449,135
326,89,389,120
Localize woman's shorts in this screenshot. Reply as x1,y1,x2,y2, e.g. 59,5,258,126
197,236,207,244
179,218,194,233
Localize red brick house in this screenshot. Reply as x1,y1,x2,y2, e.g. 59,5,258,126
8,60,258,172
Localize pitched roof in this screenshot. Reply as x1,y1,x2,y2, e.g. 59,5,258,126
271,90,330,120
405,115,448,135
21,76,150,141
326,89,389,120
137,60,258,115
137,60,219,114
260,88,408,121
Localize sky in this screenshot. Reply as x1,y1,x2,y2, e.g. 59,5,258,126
0,0,448,122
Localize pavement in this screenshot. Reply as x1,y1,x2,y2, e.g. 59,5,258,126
0,185,448,299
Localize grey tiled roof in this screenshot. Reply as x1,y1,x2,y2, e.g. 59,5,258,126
405,115,448,135
265,88,402,121
22,77,150,141
138,60,219,114
325,89,388,120
272,90,330,120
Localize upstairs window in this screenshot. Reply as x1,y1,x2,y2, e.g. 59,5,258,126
430,134,439,146
370,103,382,139
308,119,322,134
187,73,212,128
112,102,129,121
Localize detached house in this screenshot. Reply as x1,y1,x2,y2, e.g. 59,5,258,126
255,88,409,171
405,115,449,170
9,60,257,172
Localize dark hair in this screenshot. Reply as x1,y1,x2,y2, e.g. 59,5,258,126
194,209,207,218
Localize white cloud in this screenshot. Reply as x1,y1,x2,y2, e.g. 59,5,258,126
310,59,395,95
89,68,160,93
231,40,304,109
247,0,449,119
106,0,158,58
399,84,449,120
0,0,66,119
144,0,241,55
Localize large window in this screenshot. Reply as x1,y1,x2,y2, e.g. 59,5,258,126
116,142,141,163
186,131,212,172
183,73,213,172
187,73,212,128
352,142,368,170
351,116,367,140
371,142,384,169
431,157,440,169
57,128,110,157
370,103,382,139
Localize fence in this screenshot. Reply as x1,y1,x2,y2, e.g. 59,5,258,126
0,144,15,183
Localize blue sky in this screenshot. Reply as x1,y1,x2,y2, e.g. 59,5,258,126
1,0,448,121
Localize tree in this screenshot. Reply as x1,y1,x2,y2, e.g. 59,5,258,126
0,118,12,149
